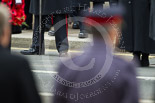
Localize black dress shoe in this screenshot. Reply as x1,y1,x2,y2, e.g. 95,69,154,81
141,59,150,67
72,22,80,29
141,53,150,67
20,48,39,55
78,32,88,38
48,30,55,36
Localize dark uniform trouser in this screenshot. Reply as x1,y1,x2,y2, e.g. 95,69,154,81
32,14,69,53
71,7,89,32
24,0,32,29
93,2,104,8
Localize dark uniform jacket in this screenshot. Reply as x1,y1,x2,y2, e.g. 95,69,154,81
0,46,41,103
52,39,138,103
30,0,73,15
110,0,155,53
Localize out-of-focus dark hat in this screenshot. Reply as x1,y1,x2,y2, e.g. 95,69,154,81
84,6,124,26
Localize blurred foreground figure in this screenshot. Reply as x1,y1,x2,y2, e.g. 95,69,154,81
52,6,138,103
0,4,41,103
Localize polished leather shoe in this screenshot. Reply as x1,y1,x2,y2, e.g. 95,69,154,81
72,22,80,29
48,30,55,36
20,48,39,55
141,59,150,67
78,32,88,38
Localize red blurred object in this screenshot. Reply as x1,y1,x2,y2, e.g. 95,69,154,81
85,16,122,26
2,0,26,26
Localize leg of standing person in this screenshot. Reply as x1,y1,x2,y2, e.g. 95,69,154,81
71,8,80,29
54,14,69,56
132,51,141,66
93,2,104,8
78,7,89,38
48,16,56,36
45,15,52,32
132,52,150,67
141,53,150,67
72,6,89,38
20,15,47,55
23,0,32,30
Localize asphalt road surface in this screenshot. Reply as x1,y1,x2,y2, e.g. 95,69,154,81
11,48,155,103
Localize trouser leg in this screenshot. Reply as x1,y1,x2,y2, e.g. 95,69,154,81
73,7,85,32
93,2,104,8
24,0,32,29
32,15,47,48
142,53,149,61
45,15,52,31
141,52,150,67
132,51,141,66
54,14,69,53
78,13,85,32
133,51,141,60
71,7,80,29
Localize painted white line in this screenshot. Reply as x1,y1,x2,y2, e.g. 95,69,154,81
140,100,154,103
114,53,132,56
39,93,155,103
39,92,54,96
137,76,155,81
11,47,155,58
32,70,155,81
32,70,57,74
115,53,155,58
11,47,82,53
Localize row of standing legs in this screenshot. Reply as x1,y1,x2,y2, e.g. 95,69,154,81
133,52,150,67
21,14,69,56
20,1,106,56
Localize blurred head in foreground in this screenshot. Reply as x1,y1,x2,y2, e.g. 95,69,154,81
84,6,123,47
52,6,138,103
0,4,41,103
0,4,11,48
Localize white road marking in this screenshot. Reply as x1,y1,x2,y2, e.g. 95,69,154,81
39,93,155,103
32,70,155,81
11,47,155,58
32,70,57,74
11,47,82,53
39,92,54,96
140,100,154,103
137,76,155,81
